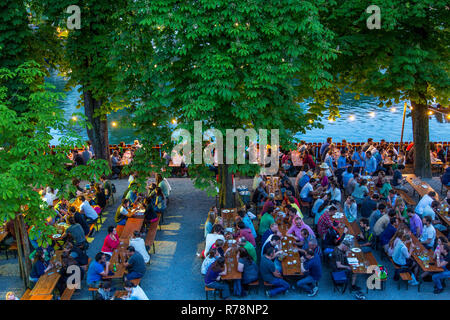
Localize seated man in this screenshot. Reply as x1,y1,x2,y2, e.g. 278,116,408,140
79,196,99,225
260,247,290,297
87,252,110,288
332,239,360,292
63,216,88,249
124,246,146,281
432,244,450,294
300,178,317,204
357,218,374,253
296,249,322,297
379,217,399,251
258,207,275,237
419,216,436,250
121,280,149,300
115,199,131,226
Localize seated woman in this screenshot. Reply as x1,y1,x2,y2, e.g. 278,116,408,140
237,247,259,295
201,248,219,275
29,248,53,284
94,183,107,210
204,257,230,300
101,226,120,259
143,197,158,224
204,206,218,239
153,187,167,215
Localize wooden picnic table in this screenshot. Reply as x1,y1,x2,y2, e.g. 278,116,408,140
436,204,450,228
29,294,53,300
221,208,238,229
30,268,61,296
119,218,144,242
0,227,9,243
403,174,440,200
221,242,242,280
103,244,128,280
279,235,302,276
332,214,380,275
407,232,443,273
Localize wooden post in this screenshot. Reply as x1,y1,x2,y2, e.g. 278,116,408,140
400,102,407,145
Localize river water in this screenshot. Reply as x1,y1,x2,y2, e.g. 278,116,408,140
47,74,449,145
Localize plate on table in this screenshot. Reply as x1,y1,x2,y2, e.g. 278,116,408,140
52,234,61,239
421,184,428,189
222,209,230,213
333,213,344,219
351,248,362,253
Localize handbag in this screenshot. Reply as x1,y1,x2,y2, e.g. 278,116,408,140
332,270,348,283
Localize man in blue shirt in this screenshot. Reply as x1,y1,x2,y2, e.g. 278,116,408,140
298,171,311,190
320,137,332,158
296,249,322,297
87,252,110,287
342,167,354,188
364,152,378,176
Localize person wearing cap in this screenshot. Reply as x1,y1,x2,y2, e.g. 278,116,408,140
332,239,361,292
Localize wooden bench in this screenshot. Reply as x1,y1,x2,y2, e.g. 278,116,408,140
145,215,160,254
21,289,32,300
441,183,450,195
436,229,446,241
116,225,125,237
396,190,416,207
388,257,412,290
60,288,75,300
205,286,217,300
88,287,98,300
247,280,260,294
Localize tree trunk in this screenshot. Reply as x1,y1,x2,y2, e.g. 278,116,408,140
411,99,432,178
83,90,110,163
13,215,31,288
218,164,234,209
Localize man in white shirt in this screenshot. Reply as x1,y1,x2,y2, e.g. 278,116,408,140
300,178,316,203
415,191,436,216
43,187,58,207
204,225,225,256
80,196,98,222
419,216,436,249
122,281,149,300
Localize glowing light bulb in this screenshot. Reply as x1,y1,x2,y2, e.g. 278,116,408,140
390,107,397,112
428,111,433,115
349,115,355,121
369,112,375,118
111,121,118,127
172,119,177,124
328,118,335,122
71,116,77,121
234,22,239,27
447,114,450,119
308,119,313,124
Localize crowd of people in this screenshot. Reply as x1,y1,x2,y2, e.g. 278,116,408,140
202,137,449,299
4,167,172,300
